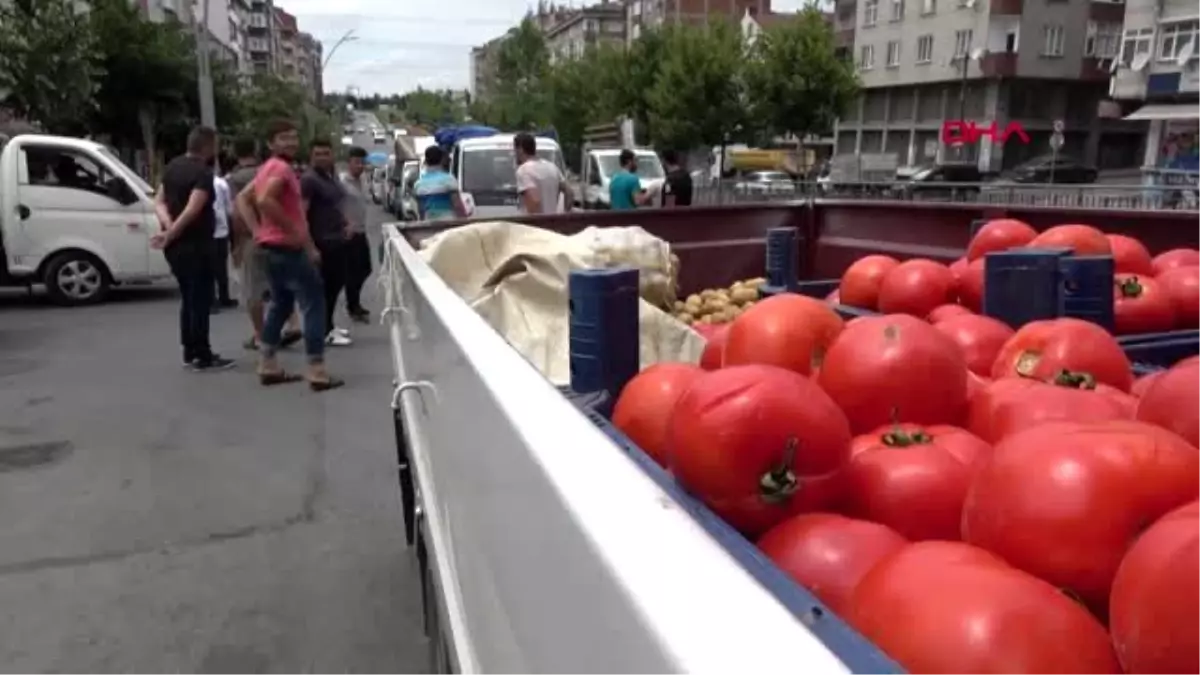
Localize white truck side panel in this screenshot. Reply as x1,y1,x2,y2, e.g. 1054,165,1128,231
381,226,853,673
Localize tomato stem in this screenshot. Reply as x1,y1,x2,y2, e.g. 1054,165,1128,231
760,438,799,504
1116,277,1144,298
1052,369,1097,390
882,429,934,447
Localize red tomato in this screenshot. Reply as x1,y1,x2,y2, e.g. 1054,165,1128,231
1157,265,1200,328
697,324,728,371
966,218,1038,261
948,256,969,288
962,420,1200,613
965,370,990,401
933,314,1015,377
978,378,1133,443
1110,501,1199,674
877,259,956,318
842,423,990,541
957,258,985,312
1131,369,1164,397
848,542,1120,674
757,513,907,616
1136,359,1200,447
669,365,853,536
824,288,840,304
818,314,969,434
1106,234,1155,275
967,378,1037,442
611,363,704,468
1028,223,1112,255
692,323,722,340
991,317,1133,392
927,303,971,323
723,293,844,377
1152,248,1200,276
838,255,899,310
1113,273,1177,335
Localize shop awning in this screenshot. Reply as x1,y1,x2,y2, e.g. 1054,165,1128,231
1123,103,1200,121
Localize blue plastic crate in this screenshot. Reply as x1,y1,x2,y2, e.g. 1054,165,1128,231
568,268,640,410
1120,335,1199,369
559,387,903,675
1059,255,1115,332
765,227,800,289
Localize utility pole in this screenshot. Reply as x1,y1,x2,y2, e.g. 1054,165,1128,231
195,0,216,129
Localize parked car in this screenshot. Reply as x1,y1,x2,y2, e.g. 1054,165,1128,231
734,171,796,196
1008,154,1098,184
889,163,983,199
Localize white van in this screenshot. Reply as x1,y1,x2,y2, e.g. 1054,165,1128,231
580,147,665,209
449,134,566,218
0,134,172,304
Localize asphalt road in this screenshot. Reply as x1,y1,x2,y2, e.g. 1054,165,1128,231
0,207,428,672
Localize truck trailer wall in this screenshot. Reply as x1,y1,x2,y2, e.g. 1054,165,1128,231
380,227,853,673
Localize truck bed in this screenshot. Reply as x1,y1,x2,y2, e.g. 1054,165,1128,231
397,201,1200,294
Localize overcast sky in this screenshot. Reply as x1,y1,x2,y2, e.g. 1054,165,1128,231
282,0,811,96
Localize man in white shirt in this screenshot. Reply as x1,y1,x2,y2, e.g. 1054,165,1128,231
513,132,571,214
212,171,236,309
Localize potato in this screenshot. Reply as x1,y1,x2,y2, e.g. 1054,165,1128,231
745,277,767,287
677,312,694,324
730,287,758,304
674,300,686,312
696,314,713,325
686,293,702,306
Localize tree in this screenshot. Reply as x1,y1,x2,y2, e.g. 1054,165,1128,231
744,8,859,142
488,17,552,130
399,88,465,127
596,30,665,143
0,0,100,134
232,73,333,153
544,47,618,169
646,21,751,152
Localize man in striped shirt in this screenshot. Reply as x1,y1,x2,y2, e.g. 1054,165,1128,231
413,145,468,221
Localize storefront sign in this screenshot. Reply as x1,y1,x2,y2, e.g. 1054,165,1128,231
941,120,1031,146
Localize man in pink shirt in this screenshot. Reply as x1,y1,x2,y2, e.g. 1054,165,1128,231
244,119,343,391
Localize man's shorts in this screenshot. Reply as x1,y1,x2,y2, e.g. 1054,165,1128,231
240,240,270,304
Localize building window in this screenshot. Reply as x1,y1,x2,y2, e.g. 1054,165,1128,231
886,40,902,66
864,0,878,26
859,44,876,70
953,29,972,57
921,0,936,14
1041,24,1065,57
890,0,904,21
1084,21,1121,58
1158,21,1199,61
1120,27,1154,66
916,34,934,63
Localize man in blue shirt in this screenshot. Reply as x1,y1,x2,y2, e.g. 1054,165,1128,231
413,145,468,221
609,149,651,210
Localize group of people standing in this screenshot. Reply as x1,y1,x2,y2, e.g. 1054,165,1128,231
152,119,376,392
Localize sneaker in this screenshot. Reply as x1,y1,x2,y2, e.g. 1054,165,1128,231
189,355,236,371
334,326,351,338
325,330,353,347
349,308,370,324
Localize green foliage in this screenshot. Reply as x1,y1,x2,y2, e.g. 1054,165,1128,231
744,8,860,140
398,88,466,127
231,73,333,153
646,21,751,151
485,17,552,130
0,0,101,135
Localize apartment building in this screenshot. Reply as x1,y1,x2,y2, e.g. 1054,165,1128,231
247,0,276,74
297,31,324,101
835,0,1146,172
142,0,193,24
626,0,771,40
1107,0,1197,173
546,1,627,63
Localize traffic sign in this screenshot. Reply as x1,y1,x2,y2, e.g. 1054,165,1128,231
1050,131,1065,151
1053,119,1065,133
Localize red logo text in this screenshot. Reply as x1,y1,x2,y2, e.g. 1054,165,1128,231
941,120,1031,146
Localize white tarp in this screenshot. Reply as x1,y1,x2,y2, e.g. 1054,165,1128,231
417,221,705,386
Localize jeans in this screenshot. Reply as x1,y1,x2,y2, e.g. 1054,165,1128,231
316,239,347,336
344,232,371,313
213,236,232,303
260,246,326,364
165,240,215,362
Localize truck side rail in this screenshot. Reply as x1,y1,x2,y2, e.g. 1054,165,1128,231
380,225,855,673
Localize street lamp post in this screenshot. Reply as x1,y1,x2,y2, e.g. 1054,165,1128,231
195,0,217,128
319,30,357,109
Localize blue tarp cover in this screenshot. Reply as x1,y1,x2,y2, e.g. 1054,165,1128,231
434,125,500,148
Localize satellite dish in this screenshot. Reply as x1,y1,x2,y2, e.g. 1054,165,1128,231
1132,51,1151,71
1177,38,1196,67
970,47,985,60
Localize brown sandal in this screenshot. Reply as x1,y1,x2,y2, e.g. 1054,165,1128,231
259,371,303,386
308,377,345,392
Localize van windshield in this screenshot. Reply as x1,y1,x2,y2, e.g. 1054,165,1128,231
460,147,562,193
97,146,153,195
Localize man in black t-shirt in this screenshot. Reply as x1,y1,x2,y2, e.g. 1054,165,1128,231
152,125,233,371
660,149,694,208
300,138,352,347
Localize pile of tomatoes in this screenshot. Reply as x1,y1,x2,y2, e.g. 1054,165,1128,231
831,219,1200,335
612,278,1199,673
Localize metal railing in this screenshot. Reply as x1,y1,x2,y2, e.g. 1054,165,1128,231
689,178,1200,211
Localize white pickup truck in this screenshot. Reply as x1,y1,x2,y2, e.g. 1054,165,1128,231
0,134,171,304
578,146,665,210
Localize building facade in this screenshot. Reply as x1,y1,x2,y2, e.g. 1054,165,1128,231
834,0,1146,171
625,0,771,41
470,36,506,103
247,0,276,75
545,1,627,63
1107,0,1197,175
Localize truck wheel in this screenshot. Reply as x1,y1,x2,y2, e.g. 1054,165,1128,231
43,251,111,305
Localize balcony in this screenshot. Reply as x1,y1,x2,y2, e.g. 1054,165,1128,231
1079,57,1113,81
1088,2,1124,22
836,28,855,46
1109,67,1148,100
980,52,1017,77
990,0,1022,15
